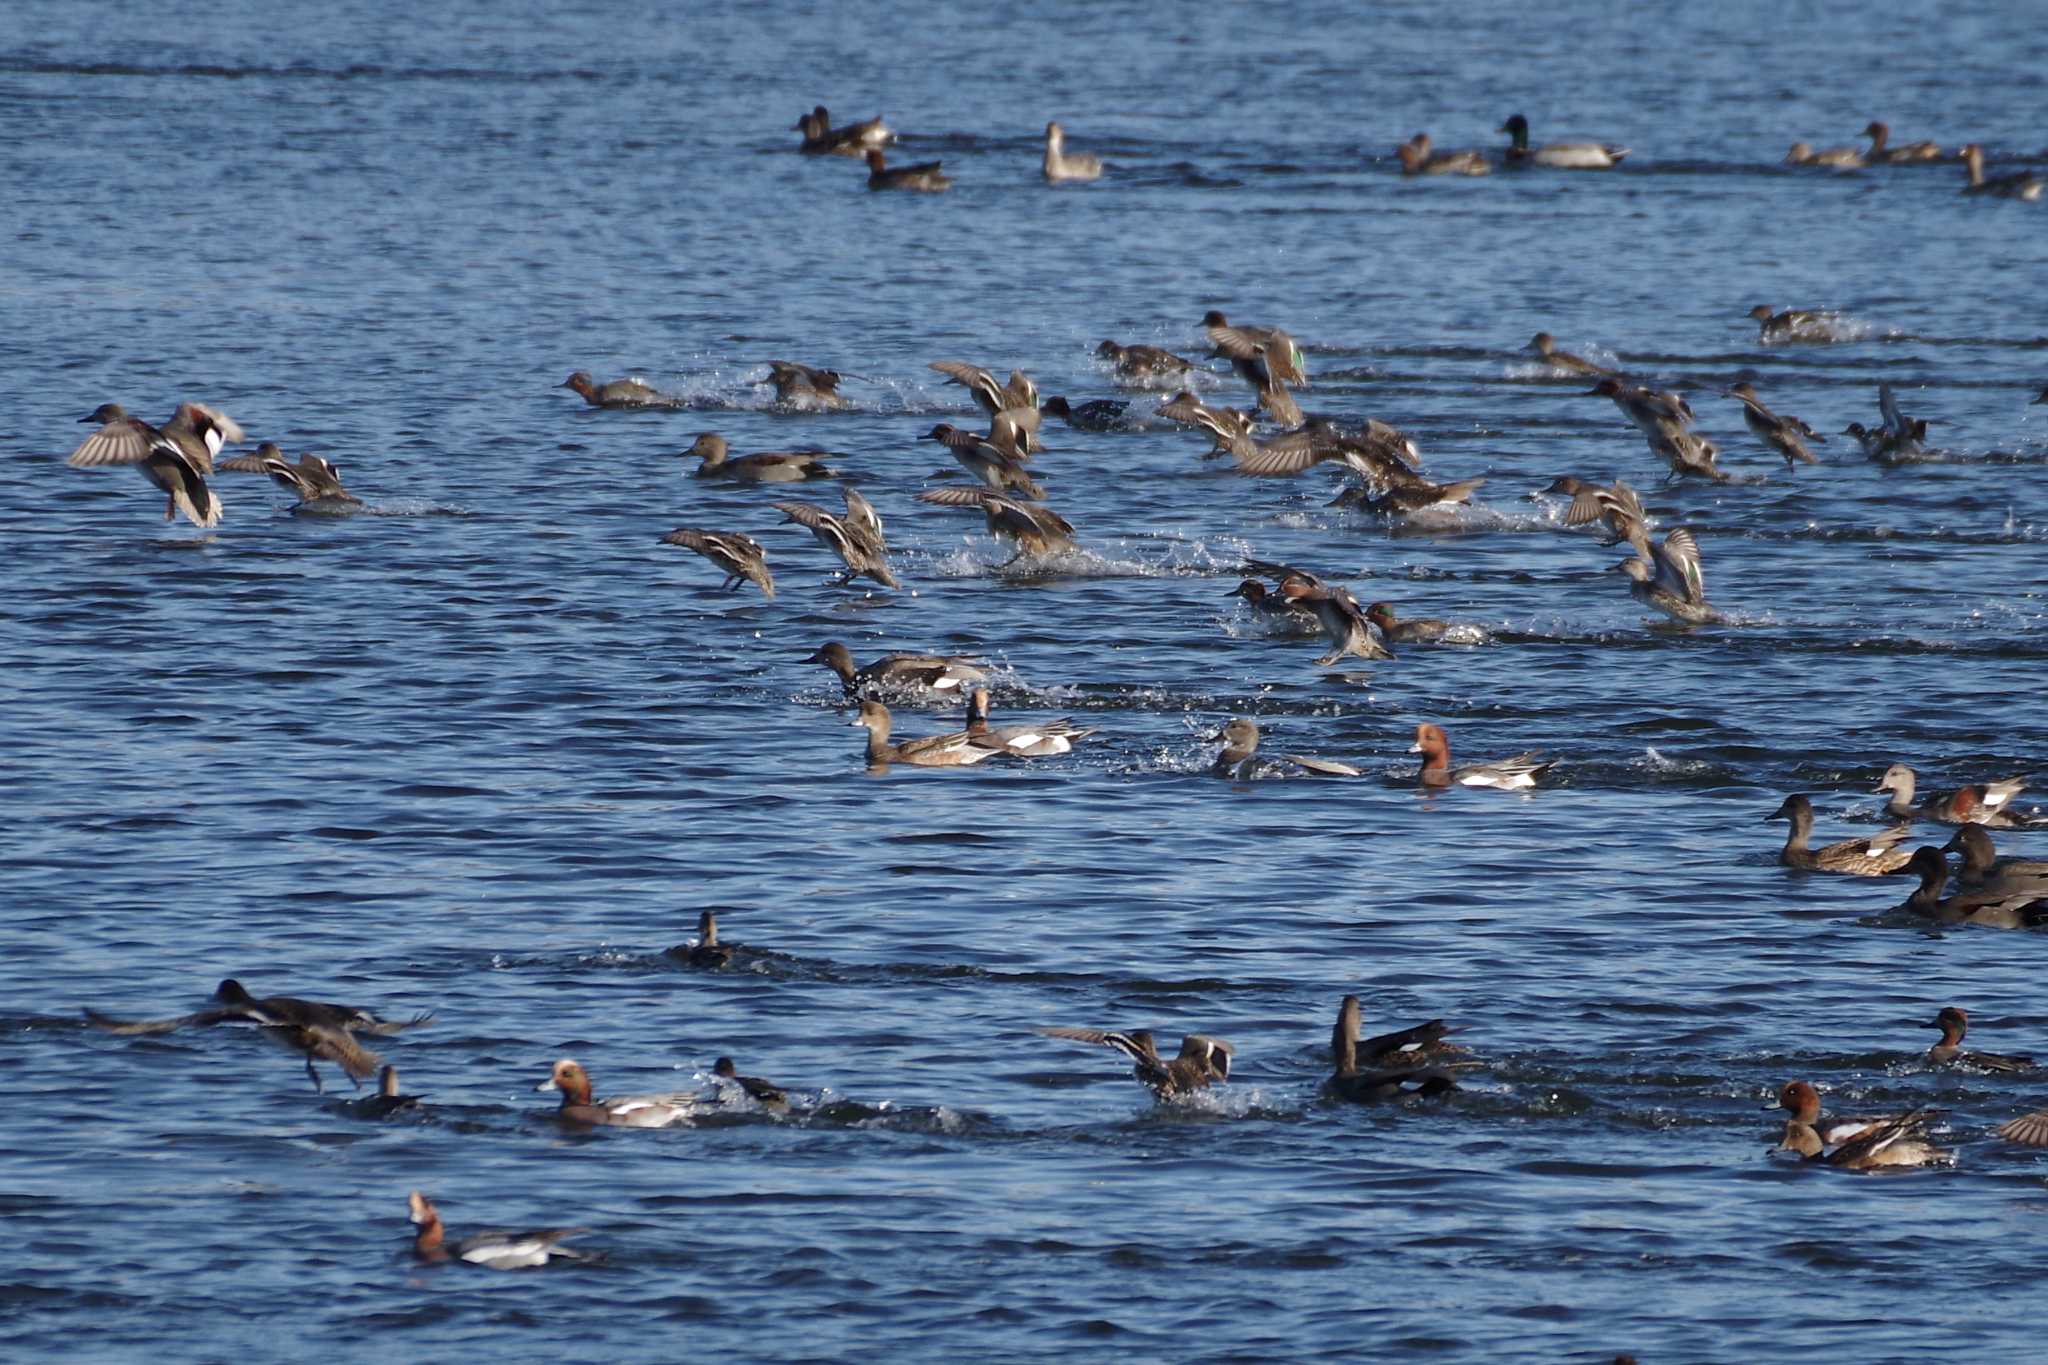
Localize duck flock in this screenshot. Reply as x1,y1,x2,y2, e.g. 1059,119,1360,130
57,98,2048,1272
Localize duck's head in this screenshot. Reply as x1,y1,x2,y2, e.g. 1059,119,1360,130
1529,331,1556,355
685,432,727,461
1612,557,1652,583
1941,823,1993,862
920,423,955,442
712,1057,738,1078
560,371,596,395
1748,305,1776,324
1199,309,1229,329
1785,142,1813,163
803,641,854,672
1764,793,1812,824
851,700,891,734
1767,1080,1821,1121
1365,601,1398,630
1498,113,1529,137
1228,579,1267,603
1408,722,1449,758
1041,396,1073,419
407,1191,439,1227
1875,763,1913,795
537,1058,593,1104
1862,120,1889,140
1886,846,1949,881
1095,340,1122,359
1583,377,1625,398
1726,381,1759,401
1207,717,1259,747
80,402,128,425
214,979,256,1007
1926,1005,1969,1037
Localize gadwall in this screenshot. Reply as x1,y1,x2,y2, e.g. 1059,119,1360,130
658,528,775,598
1527,332,1617,376
1042,121,1102,183
1498,114,1627,169
560,370,675,407
1942,824,2048,888
678,910,733,969
865,148,951,192
1748,305,1836,344
1397,133,1489,176
1326,996,1460,1102
774,487,899,589
408,1192,593,1269
920,422,1043,497
537,1058,695,1127
760,360,849,409
796,105,892,156
1785,141,1864,169
1861,120,1942,163
1877,764,2026,827
1887,846,2048,928
711,1057,788,1105
67,401,241,528
1960,144,2044,201
929,361,1039,417
1037,1026,1233,1099
963,688,1097,757
914,486,1076,561
850,699,1000,768
803,641,986,698
686,432,837,483
1096,340,1196,384
1726,382,1825,467
218,442,363,507
1764,795,1911,875
1409,723,1553,790
1206,717,1361,779
1923,1006,2034,1073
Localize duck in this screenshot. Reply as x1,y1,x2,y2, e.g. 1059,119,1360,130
1923,1005,2034,1073
1726,383,1825,467
795,106,891,156
1877,764,2026,827
1326,996,1460,1102
759,360,849,410
773,487,898,590
1275,570,1394,665
1364,602,1483,646
1613,528,1720,625
1765,1080,1882,1148
1039,395,1129,431
685,431,837,483
1764,794,1912,874
1227,578,1320,630
1841,383,1931,464
1203,314,1306,425
1037,1026,1233,1099
865,148,950,192
1886,846,2048,928
66,401,241,528
1410,723,1553,790
1748,305,1837,344
1157,390,1257,456
1096,340,1196,385
1207,717,1361,779
1545,476,1646,544
1785,141,1864,169
710,1057,788,1106
1960,144,2044,201
929,361,1038,418
803,641,986,699
920,422,1043,497
348,1065,420,1119
675,910,734,969
1397,133,1489,176
849,699,999,768
1942,824,2048,888
964,688,1097,757
1330,994,1466,1071
1498,114,1627,169
559,370,674,408
1861,120,1942,164
217,442,362,507
1584,378,1726,482
537,1058,694,1127
408,1192,593,1269
1994,1109,2048,1146
1527,333,1616,377
1328,464,1485,517
658,528,774,599
1771,1088,1950,1168
1042,121,1102,182
914,486,1076,561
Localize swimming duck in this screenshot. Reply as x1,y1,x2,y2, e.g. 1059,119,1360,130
1397,133,1490,176
1887,846,2048,928
1877,764,2026,827
1960,144,2044,201
349,1065,420,1119
1037,1026,1233,1099
559,371,674,408
1227,578,1321,630
1923,1006,2034,1072
686,432,837,483
1771,1088,1950,1168
1206,717,1361,778
964,688,1097,757
914,486,1076,561
217,442,362,507
773,487,898,590
1527,333,1617,377
1545,475,1646,544
1727,383,1825,467
803,641,987,699
67,401,241,528
795,105,892,156
658,528,774,599
1861,121,1942,164
1942,824,2048,888
1327,996,1460,1102
1157,390,1258,457
850,699,999,768
920,423,1043,497
1613,527,1720,625
1765,1080,1881,1147
1096,340,1196,385
1764,795,1912,875
1328,460,1484,516
711,1057,788,1105
1498,114,1628,169
1274,570,1394,664
1330,994,1466,1071
1748,305,1837,345
929,361,1039,418
1410,723,1553,790
1039,395,1129,431
408,1192,593,1269
537,1058,695,1127
1364,602,1483,645
676,910,734,969
865,148,950,192
1785,141,1864,169
759,360,849,410
1584,378,1726,482
1042,121,1102,182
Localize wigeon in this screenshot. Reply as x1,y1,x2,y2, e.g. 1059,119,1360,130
408,1192,593,1269
1960,144,2044,201
1409,723,1553,790
964,688,1097,758
537,1059,694,1127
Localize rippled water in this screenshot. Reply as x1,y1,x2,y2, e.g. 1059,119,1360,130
5,2,2048,1360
